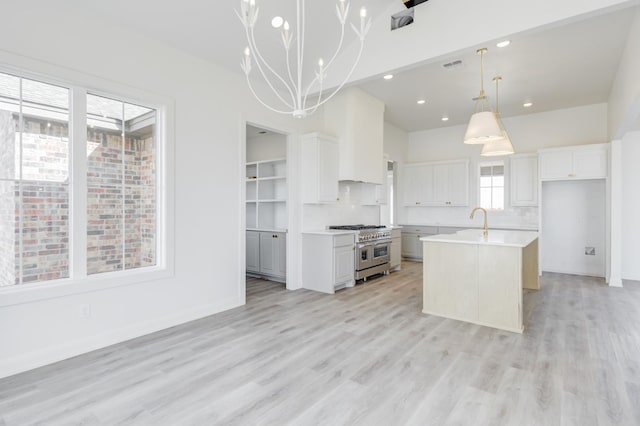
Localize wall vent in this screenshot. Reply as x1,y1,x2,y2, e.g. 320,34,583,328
442,60,463,70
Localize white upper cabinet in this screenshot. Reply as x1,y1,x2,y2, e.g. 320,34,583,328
324,87,385,184
402,160,469,206
510,154,538,207
301,133,340,204
539,144,608,181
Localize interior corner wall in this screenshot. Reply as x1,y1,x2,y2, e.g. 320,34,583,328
541,180,606,277
608,6,640,139
621,131,640,280
0,4,317,378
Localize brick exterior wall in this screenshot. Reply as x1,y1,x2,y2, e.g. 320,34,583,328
0,112,156,286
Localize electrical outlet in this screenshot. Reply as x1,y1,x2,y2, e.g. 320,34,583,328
585,247,596,256
80,304,92,319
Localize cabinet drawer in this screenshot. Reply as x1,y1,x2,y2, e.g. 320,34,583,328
333,234,355,248
400,225,438,234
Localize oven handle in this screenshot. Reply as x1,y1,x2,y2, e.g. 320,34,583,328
357,239,391,248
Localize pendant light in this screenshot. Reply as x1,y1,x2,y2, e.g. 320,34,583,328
481,76,515,156
464,48,503,144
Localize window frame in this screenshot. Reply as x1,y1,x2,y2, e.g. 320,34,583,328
478,160,505,211
0,62,174,307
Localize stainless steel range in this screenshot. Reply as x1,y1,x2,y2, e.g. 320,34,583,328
329,225,392,281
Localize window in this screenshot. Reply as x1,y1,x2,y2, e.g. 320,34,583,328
479,162,504,210
0,70,162,288
86,94,157,275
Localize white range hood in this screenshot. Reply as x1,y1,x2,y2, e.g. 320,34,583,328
324,87,385,185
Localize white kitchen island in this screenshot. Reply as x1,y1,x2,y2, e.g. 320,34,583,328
420,229,539,333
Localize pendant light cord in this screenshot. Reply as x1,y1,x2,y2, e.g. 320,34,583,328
479,48,485,97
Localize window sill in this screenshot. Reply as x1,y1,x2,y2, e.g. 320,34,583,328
0,267,174,308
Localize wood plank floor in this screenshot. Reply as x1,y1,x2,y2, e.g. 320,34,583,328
1,262,640,425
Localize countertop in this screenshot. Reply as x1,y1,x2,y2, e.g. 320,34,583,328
400,223,538,231
302,230,357,236
420,229,538,248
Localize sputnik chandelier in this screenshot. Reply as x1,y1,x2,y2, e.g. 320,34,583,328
236,0,371,118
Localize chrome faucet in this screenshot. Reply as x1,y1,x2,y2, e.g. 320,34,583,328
470,207,488,237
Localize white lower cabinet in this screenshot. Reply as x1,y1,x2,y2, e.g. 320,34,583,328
246,230,286,282
401,226,438,260
246,231,260,273
302,232,355,294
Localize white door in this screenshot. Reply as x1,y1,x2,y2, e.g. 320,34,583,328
540,151,573,180
275,232,286,278
573,149,607,179
447,162,469,206
334,245,354,285
510,155,538,206
430,164,449,205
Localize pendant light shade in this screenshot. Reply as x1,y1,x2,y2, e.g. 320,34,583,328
464,111,503,144
481,132,515,156
481,76,515,157
464,48,503,144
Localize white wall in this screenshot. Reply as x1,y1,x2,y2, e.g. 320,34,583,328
0,5,321,378
400,104,607,228
622,131,640,280
383,122,409,225
609,8,640,139
302,183,380,231
541,180,606,277
247,133,287,163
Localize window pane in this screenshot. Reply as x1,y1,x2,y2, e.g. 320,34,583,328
480,188,492,209
21,182,69,282
0,75,70,286
0,180,18,286
86,95,157,274
87,94,124,275
0,73,19,181
493,175,504,187
480,176,492,187
124,103,156,270
493,188,505,210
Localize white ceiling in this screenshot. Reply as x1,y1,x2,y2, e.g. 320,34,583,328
357,8,635,131
61,1,635,133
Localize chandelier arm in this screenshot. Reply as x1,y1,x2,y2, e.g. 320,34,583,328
247,25,297,108
321,22,346,73
296,0,303,109
302,38,365,112
306,77,325,115
285,48,297,92
244,74,293,115
302,75,320,108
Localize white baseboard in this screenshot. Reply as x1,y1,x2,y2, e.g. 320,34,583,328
0,296,243,379
541,268,605,279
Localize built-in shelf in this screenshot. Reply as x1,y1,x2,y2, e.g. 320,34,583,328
246,158,287,230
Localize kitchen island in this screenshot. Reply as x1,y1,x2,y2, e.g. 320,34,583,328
420,229,539,333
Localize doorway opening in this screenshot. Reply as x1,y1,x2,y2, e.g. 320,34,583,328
244,124,288,300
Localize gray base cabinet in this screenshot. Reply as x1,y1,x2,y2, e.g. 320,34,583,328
246,230,286,282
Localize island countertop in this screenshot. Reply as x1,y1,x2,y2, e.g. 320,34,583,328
420,229,538,248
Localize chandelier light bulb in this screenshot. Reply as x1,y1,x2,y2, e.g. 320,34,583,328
318,58,324,67
244,47,250,56
360,7,367,18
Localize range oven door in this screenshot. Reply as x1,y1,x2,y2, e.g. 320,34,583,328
356,239,391,271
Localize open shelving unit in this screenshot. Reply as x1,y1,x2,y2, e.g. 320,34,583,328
246,158,287,231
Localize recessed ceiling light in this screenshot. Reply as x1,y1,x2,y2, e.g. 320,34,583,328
523,102,533,108
383,74,394,80
496,40,511,48
417,99,426,105
271,16,284,28
441,117,449,122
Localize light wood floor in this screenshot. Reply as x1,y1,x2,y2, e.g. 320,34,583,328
1,262,639,425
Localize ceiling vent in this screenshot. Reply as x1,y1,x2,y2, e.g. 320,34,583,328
442,60,463,70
